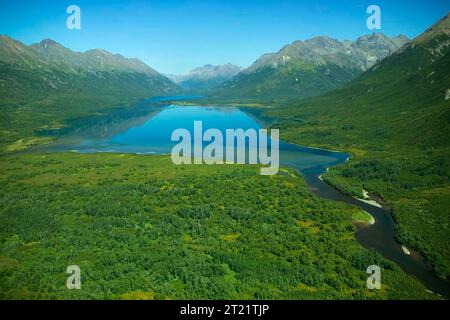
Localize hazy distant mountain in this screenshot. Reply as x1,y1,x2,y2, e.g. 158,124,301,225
215,33,409,100
167,63,243,93
0,36,179,106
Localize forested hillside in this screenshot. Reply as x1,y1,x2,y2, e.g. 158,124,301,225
266,14,450,279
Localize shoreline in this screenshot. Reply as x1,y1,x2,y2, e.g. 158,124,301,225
358,211,376,226
356,196,383,208
284,141,348,155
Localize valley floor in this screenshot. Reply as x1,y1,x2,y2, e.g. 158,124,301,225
0,153,435,299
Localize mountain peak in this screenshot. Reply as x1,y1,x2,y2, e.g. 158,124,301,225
306,35,337,43
85,48,114,57
38,38,64,49
355,32,388,43
370,32,387,38
219,32,410,99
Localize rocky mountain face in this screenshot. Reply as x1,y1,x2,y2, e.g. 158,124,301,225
167,63,243,93
215,33,409,100
0,36,178,106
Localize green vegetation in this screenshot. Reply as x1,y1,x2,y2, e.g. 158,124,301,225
214,61,360,101
0,153,433,299
265,15,450,279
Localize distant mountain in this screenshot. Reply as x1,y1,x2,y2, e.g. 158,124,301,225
215,33,409,100
167,63,243,93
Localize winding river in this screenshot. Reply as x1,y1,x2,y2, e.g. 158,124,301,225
37,96,450,297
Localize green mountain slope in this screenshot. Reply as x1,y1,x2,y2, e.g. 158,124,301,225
214,34,408,101
266,14,450,279
0,36,179,152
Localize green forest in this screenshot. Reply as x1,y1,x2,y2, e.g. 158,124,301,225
0,153,433,299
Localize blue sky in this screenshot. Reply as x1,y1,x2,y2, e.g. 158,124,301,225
1,0,449,74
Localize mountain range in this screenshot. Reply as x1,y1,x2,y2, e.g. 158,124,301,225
0,32,410,107
0,36,178,106
166,63,242,93
214,33,409,100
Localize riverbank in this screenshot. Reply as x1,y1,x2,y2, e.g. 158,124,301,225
356,189,383,208
352,209,375,226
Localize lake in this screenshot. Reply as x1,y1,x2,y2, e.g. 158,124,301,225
43,99,348,175
38,96,449,297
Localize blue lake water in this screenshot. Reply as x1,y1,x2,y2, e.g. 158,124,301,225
46,103,348,175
